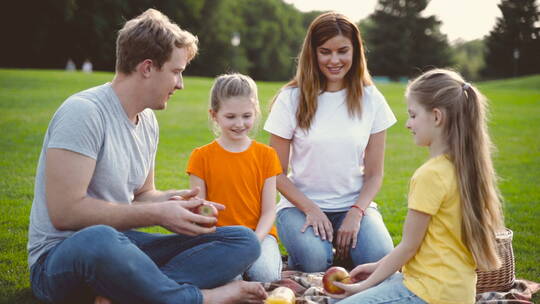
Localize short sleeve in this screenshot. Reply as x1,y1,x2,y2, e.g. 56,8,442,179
140,109,159,170
408,167,446,215
369,86,397,134
47,97,104,159
264,147,283,178
263,88,297,139
186,148,206,180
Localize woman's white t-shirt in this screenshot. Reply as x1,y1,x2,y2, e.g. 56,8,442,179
264,86,396,212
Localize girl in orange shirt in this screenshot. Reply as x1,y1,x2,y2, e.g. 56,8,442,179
187,73,283,282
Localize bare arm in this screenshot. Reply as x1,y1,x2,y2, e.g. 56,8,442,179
46,148,216,235
134,168,199,203
254,176,277,242
269,134,333,241
354,130,387,211
188,174,207,199
335,130,388,257
333,209,431,297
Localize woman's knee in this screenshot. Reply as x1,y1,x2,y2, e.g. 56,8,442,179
295,254,332,272
352,212,394,264
289,240,332,272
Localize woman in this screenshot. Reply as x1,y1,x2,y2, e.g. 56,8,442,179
264,12,395,272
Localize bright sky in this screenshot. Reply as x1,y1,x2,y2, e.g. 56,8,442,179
283,0,502,42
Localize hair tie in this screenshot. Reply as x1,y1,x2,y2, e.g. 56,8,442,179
462,82,471,90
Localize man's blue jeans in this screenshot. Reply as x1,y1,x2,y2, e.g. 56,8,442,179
277,206,393,273
30,225,260,304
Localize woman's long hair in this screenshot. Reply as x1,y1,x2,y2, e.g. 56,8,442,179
278,12,372,130
406,69,504,271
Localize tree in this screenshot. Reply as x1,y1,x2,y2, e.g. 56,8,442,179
187,0,252,76
237,0,305,81
483,0,540,78
0,0,308,80
452,39,485,81
365,0,452,79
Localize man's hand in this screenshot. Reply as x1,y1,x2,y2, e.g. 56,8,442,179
169,187,200,201
158,199,221,235
168,189,225,212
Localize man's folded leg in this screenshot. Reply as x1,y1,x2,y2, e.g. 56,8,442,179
30,225,202,304
124,225,261,288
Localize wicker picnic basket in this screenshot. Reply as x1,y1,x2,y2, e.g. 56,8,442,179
476,228,515,293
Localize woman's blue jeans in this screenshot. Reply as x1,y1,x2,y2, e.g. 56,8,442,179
30,225,260,304
277,206,393,272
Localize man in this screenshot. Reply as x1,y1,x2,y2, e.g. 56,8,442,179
28,9,267,304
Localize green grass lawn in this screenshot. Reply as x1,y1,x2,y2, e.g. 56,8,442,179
1,69,539,303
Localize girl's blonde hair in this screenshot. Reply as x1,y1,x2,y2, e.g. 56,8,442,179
277,12,372,130
209,73,261,135
406,68,504,271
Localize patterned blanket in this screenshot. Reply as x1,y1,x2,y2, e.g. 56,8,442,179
263,271,540,304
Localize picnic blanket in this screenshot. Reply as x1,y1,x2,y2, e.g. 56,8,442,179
263,271,540,304
475,279,540,304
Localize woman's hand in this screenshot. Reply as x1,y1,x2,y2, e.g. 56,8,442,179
335,209,363,259
302,206,333,242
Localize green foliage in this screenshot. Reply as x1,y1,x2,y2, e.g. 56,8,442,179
188,0,252,76
233,0,305,81
452,39,486,81
1,70,539,302
364,0,453,78
483,0,540,78
1,0,309,81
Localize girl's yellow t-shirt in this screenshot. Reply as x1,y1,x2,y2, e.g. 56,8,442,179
186,140,282,238
403,155,477,304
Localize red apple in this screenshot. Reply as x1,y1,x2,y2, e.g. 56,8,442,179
193,203,218,227
323,266,352,294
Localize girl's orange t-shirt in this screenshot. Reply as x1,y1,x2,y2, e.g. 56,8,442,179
186,140,282,238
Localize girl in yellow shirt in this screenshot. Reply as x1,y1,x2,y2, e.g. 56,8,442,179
332,69,504,304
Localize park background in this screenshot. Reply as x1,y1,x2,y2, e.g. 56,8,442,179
1,0,539,302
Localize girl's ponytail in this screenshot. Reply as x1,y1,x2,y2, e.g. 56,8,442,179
452,84,503,271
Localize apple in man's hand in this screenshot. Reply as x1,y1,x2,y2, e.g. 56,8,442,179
322,266,354,294
193,203,218,227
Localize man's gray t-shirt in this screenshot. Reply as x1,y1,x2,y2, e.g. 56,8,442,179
28,83,159,267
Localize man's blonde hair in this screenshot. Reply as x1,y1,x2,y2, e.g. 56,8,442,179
116,9,198,74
